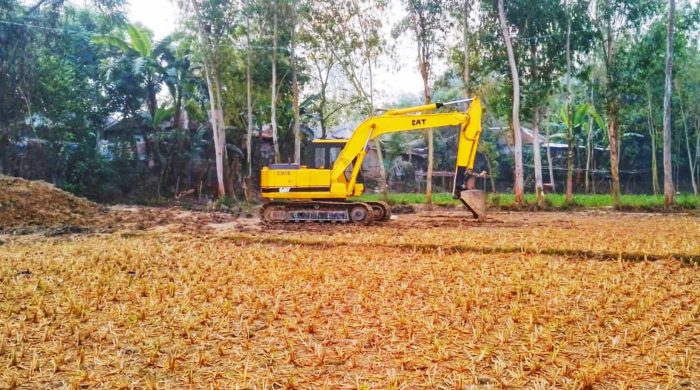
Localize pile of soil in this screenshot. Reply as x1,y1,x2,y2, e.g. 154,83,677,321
391,204,416,214
0,175,107,232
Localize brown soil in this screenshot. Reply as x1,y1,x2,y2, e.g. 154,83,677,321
0,175,107,231
0,176,239,234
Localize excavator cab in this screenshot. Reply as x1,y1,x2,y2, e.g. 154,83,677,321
308,139,345,169
308,139,364,184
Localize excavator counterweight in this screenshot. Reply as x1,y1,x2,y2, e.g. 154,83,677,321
260,98,486,224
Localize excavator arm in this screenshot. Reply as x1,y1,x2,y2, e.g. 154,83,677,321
331,98,483,200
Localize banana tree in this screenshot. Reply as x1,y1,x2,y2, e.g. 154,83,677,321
158,35,198,131
553,103,607,193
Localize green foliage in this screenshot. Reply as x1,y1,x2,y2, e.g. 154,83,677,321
126,24,153,57
91,35,130,52
60,143,117,200
216,196,236,210
152,105,176,128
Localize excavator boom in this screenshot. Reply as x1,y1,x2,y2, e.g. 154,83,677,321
261,98,486,223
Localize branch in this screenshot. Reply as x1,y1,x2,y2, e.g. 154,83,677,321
25,0,51,15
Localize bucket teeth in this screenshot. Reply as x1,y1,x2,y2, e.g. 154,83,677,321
459,190,487,222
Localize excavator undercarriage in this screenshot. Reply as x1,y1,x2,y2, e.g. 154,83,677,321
261,201,391,224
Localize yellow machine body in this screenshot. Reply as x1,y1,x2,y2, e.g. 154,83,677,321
261,98,483,202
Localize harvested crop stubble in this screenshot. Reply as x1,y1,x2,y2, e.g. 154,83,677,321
1,223,699,388
248,211,700,262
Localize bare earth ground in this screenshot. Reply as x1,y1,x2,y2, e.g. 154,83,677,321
1,207,699,389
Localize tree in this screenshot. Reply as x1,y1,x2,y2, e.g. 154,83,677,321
662,0,675,206
497,0,524,206
93,24,162,120
307,0,388,197
677,79,698,195
506,0,589,207
181,0,238,198
270,0,280,163
583,100,605,194
396,0,451,207
298,1,338,138
245,4,254,178
290,0,301,164
646,85,660,195
565,0,573,204
462,0,472,95
159,33,198,133
592,0,661,205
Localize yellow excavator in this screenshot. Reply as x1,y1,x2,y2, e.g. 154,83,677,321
260,97,486,224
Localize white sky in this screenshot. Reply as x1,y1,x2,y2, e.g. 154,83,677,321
127,0,178,41
125,0,429,104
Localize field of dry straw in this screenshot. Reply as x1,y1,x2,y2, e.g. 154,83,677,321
1,180,699,388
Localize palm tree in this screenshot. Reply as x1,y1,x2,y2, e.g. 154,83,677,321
93,24,163,120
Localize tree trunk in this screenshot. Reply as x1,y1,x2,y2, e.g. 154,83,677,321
662,0,675,206
211,60,235,200
651,130,659,195
498,0,524,206
147,75,158,122
366,38,388,202
585,88,593,193
591,149,597,194
17,86,35,134
684,91,699,193
245,13,254,200
374,139,389,199
565,0,574,204
271,2,280,163
424,81,433,207
463,0,470,95
316,63,329,139
291,2,301,164
533,107,544,207
608,113,621,205
602,0,621,206
585,121,593,194
675,123,681,191
485,155,496,193
419,56,433,207
191,0,227,198
545,123,556,192
246,15,253,174
646,88,659,195
203,60,226,198
174,84,183,130
696,119,700,191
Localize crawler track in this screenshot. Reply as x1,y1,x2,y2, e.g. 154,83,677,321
261,200,391,224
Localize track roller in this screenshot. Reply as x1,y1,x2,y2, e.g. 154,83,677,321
366,201,392,222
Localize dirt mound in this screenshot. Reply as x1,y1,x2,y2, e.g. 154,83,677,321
0,175,107,232
391,204,416,214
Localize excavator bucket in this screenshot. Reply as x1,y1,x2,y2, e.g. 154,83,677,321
458,189,487,222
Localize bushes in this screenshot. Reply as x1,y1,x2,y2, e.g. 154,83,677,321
60,142,119,201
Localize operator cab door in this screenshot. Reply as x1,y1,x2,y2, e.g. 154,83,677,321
308,140,363,184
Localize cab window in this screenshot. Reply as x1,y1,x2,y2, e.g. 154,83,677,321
309,142,346,169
